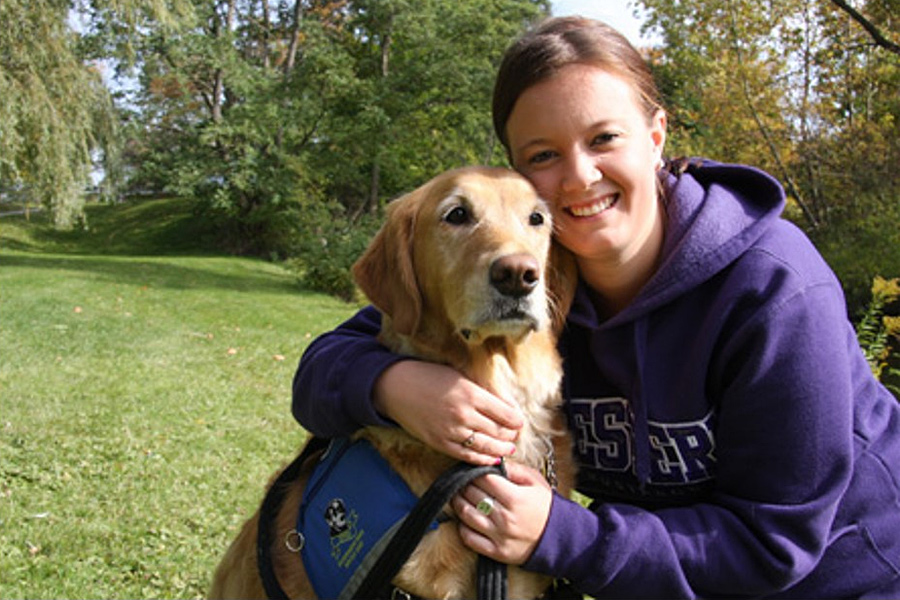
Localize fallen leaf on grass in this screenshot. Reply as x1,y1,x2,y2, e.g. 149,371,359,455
273,354,285,361
226,348,238,355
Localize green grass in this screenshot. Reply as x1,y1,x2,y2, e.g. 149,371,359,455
0,201,357,598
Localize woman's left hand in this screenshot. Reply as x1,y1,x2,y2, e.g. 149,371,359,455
452,461,553,565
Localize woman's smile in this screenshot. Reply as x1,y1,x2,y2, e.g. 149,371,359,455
565,193,619,218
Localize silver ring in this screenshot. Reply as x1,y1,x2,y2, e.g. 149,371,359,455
463,433,476,448
476,496,495,516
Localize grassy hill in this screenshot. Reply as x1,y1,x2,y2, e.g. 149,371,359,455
0,200,356,598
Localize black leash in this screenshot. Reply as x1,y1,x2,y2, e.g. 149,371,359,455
256,438,509,600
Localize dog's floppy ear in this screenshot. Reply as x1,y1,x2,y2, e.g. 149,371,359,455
547,239,577,336
352,193,422,337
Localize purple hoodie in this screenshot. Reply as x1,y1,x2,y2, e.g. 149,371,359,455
292,161,900,598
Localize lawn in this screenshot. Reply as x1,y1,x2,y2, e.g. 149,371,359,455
0,201,357,598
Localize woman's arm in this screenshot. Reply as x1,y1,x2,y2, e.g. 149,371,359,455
292,306,404,437
292,305,523,464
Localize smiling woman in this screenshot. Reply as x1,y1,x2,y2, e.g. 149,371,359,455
291,15,900,599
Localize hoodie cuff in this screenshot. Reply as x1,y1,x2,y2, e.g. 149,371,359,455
523,492,602,581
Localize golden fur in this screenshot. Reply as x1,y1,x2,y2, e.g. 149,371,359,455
209,166,576,599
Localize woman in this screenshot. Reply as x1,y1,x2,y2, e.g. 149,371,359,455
293,17,900,598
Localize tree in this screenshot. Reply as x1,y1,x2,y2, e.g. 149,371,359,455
638,0,899,313
829,0,900,55
640,0,899,230
0,0,192,227
117,0,550,255
1,0,109,227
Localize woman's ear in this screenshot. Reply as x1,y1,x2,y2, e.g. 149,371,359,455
650,109,667,163
352,193,422,337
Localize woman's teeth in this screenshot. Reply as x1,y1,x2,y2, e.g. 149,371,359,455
569,195,617,217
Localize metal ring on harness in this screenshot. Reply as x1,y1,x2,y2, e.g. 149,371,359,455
284,530,304,553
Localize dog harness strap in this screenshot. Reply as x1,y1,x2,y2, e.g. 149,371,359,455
257,436,330,600
349,460,507,600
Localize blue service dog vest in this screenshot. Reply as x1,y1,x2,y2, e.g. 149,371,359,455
297,438,438,599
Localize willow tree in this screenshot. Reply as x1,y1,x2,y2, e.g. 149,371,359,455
0,0,191,227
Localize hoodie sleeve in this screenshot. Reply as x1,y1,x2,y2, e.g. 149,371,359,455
525,241,859,597
292,305,407,437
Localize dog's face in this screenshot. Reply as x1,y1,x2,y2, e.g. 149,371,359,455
324,499,348,536
354,167,562,346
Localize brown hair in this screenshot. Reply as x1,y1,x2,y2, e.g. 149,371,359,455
492,16,664,154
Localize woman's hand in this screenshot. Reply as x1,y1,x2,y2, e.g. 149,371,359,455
373,359,523,465
452,461,553,564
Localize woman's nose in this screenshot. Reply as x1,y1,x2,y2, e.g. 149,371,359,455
561,149,601,192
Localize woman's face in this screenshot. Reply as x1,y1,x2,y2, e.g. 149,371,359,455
506,64,666,271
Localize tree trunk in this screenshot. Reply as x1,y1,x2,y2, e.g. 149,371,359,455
726,3,820,229
261,0,271,69
368,24,392,214
211,0,236,123
284,0,304,77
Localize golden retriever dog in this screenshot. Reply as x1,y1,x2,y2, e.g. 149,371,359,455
209,166,576,599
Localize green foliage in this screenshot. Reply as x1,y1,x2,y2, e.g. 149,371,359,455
0,0,195,228
854,277,900,397
0,205,356,599
113,0,549,258
0,0,110,228
806,191,900,318
276,187,379,301
639,0,900,310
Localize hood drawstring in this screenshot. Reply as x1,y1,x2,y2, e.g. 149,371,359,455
631,318,652,489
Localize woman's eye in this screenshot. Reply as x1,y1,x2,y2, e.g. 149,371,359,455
592,132,619,146
444,206,471,226
529,211,545,227
528,150,555,165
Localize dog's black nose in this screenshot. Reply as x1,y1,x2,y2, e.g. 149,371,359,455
490,253,540,298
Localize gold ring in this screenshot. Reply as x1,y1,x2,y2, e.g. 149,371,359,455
476,497,495,516
463,433,476,448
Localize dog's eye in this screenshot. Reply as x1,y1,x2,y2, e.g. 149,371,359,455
444,206,471,226
529,211,546,227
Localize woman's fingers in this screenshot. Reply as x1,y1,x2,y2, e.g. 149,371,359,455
373,360,521,464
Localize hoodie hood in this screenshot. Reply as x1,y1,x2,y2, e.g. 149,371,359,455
568,160,786,330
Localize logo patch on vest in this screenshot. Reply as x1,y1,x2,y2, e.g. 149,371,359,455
324,498,364,566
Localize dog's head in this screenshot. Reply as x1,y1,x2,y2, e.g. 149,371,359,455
353,167,575,353
324,498,348,537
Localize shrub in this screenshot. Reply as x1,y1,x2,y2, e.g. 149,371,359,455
855,276,900,399
288,200,379,302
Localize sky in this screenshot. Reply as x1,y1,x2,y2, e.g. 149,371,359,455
550,0,648,45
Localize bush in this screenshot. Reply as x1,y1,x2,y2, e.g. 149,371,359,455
856,276,900,399
288,200,379,302
807,194,900,321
